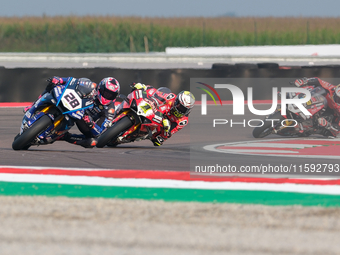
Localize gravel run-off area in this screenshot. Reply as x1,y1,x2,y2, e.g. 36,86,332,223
1,196,340,255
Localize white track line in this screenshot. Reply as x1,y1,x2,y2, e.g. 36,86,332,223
224,143,322,148
1,173,340,195
204,138,340,159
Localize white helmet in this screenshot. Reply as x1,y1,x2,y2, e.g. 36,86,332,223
171,91,195,118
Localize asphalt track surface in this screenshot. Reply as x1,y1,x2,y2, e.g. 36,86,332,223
1,107,190,170
190,105,340,178
3,103,340,255
3,55,340,255
2,105,339,176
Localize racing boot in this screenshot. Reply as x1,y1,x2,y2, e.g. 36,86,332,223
78,138,97,148
318,117,339,138
62,133,97,148
151,136,164,146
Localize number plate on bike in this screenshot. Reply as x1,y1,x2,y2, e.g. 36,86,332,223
61,89,82,111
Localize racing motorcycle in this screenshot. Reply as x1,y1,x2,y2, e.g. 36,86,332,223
252,86,335,138
96,88,165,148
12,77,95,150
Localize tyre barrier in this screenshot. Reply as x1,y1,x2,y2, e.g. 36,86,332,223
212,62,280,70
257,63,280,69
2,65,340,102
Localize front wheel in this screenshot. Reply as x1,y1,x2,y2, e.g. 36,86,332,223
252,111,284,138
96,116,133,148
12,115,52,150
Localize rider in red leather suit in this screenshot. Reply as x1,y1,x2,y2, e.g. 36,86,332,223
294,77,340,137
131,83,195,146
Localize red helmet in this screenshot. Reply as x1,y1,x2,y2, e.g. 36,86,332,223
171,91,195,118
97,77,120,105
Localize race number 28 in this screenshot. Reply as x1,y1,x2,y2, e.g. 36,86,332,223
64,93,80,108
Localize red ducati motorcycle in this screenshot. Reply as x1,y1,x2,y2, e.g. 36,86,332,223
96,89,164,147
253,86,335,138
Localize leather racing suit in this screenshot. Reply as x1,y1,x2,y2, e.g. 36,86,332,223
132,84,189,146
26,76,116,148
294,77,340,137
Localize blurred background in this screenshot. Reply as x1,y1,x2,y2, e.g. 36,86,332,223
0,0,339,53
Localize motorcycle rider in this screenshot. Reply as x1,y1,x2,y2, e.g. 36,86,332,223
25,76,120,148
131,83,195,146
294,77,340,137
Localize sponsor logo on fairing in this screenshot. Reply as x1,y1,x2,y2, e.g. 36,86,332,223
166,94,175,100
152,114,162,124
179,120,188,126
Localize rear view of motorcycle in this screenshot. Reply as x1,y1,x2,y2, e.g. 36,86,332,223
12,77,94,150
253,85,334,138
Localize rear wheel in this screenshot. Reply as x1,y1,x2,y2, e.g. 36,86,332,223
12,115,52,150
252,112,284,138
96,116,133,148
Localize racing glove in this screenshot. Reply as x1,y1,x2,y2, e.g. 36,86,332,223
151,136,164,146
47,77,63,85
130,82,147,91
162,118,171,138
46,77,63,92
84,115,110,137
83,115,94,128
293,77,309,87
293,77,320,88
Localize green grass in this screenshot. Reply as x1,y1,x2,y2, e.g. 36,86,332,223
0,17,339,52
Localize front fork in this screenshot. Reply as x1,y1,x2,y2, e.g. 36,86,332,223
41,105,65,130
37,105,66,143
269,109,295,133
110,110,141,141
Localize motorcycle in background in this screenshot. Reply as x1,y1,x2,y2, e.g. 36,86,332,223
252,85,335,138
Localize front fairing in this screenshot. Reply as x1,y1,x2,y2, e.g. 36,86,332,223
19,77,95,144
112,92,162,143
21,93,63,134
53,78,94,120
21,96,75,144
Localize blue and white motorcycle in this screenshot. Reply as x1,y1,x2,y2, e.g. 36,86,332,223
12,77,94,150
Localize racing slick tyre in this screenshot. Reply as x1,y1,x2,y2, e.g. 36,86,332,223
252,111,284,138
211,63,234,70
13,134,31,150
235,63,258,69
12,115,52,150
96,116,134,148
